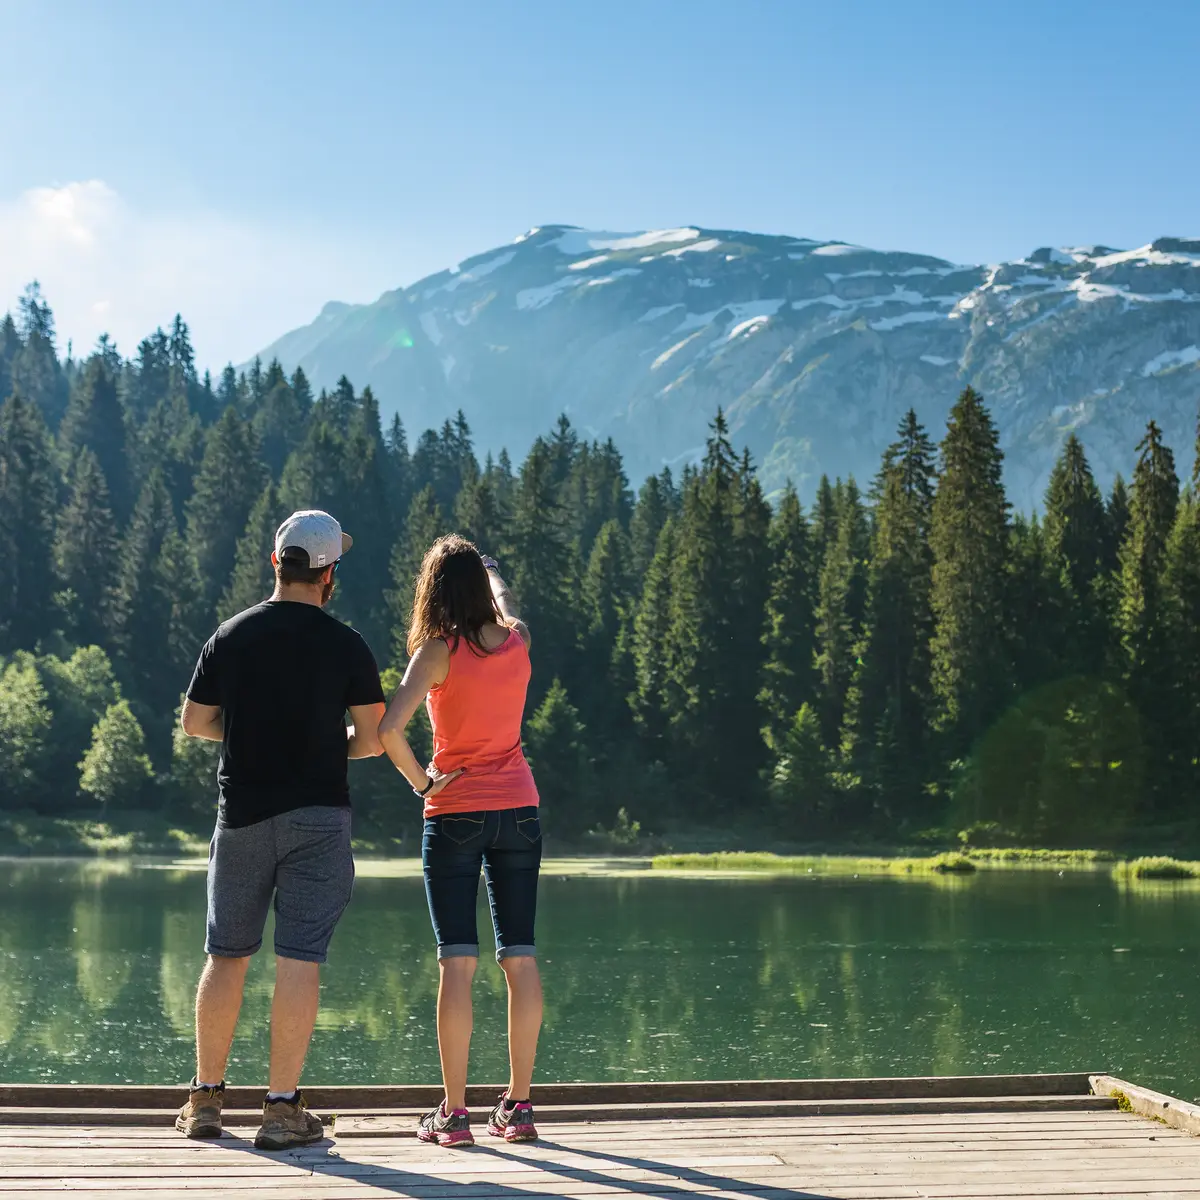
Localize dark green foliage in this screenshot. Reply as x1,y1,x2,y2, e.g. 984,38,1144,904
759,486,816,753
0,391,59,651
185,407,270,619
220,483,286,620
12,284,68,427
842,412,936,825
524,678,592,835
58,355,130,518
929,387,1012,755
4,280,1200,846
53,449,121,648
1042,434,1108,674
814,478,868,747
386,486,449,666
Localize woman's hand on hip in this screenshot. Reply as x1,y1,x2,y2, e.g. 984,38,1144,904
420,764,465,799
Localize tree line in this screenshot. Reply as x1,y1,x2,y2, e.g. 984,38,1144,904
1,282,1197,848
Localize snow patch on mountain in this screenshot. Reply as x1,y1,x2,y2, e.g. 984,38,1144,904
1143,346,1200,376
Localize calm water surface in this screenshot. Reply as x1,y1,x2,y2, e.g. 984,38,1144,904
1,859,1197,1099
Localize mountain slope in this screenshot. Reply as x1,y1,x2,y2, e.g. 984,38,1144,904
255,226,1200,506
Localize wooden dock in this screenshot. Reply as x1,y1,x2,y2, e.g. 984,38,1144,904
2,1074,1199,1198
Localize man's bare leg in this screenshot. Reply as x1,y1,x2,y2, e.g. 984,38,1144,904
267,956,321,1095
195,955,251,1084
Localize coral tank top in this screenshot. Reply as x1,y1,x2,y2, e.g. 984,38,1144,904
424,626,539,817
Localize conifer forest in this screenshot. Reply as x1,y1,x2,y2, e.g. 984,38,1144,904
2,283,1198,851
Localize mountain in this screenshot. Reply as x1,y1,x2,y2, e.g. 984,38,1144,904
255,226,1200,506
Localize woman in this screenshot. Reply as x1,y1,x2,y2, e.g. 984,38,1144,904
378,534,542,1149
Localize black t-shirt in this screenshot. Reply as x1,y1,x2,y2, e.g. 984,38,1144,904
186,601,385,828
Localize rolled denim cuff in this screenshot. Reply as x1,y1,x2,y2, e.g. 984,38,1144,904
437,943,479,959
497,944,537,962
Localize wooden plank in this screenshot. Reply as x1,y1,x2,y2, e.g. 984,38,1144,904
331,1095,1117,1135
0,1094,1115,1129
0,1072,1099,1110
1092,1075,1200,1139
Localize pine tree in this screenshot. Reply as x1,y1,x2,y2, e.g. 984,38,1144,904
0,391,59,652
524,678,592,834
929,387,1012,754
114,471,186,713
385,413,412,517
577,519,634,738
78,699,154,809
58,355,130,518
53,449,120,647
768,703,831,836
1162,493,1200,796
11,284,68,427
509,438,576,692
185,407,270,618
1104,475,1130,575
252,359,307,474
813,478,868,747
1117,421,1180,813
386,486,447,666
1043,434,1108,673
629,517,677,752
0,312,20,404
659,412,768,804
759,486,817,752
810,475,838,569
842,412,936,823
455,459,509,556
219,483,285,619
630,469,678,580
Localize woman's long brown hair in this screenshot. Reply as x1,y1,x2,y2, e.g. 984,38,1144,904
407,533,504,657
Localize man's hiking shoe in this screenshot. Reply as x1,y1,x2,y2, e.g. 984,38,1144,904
175,1081,224,1139
488,1092,538,1142
418,1101,475,1147
254,1093,324,1150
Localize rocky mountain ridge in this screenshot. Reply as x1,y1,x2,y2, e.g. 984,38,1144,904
257,225,1200,506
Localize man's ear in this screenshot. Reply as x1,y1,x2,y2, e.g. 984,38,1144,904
270,551,279,567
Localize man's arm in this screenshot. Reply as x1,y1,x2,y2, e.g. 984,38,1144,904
180,698,223,742
485,562,531,648
347,702,386,759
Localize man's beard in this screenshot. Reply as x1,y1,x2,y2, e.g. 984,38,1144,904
321,580,337,606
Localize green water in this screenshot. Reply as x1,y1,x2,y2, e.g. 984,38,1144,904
1,859,1198,1100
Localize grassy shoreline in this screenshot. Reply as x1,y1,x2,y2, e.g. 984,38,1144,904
5,812,1200,884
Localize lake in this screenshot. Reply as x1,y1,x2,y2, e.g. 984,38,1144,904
1,858,1198,1101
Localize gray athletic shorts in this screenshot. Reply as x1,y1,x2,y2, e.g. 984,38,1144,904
206,805,355,964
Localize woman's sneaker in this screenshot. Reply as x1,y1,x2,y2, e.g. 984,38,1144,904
418,1101,475,1148
487,1092,538,1142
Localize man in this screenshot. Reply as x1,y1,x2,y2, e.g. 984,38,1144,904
175,509,386,1150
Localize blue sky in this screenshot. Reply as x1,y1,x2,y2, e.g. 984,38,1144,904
1,0,1196,364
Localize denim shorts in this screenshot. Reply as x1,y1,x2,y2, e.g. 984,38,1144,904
206,805,355,964
422,806,542,962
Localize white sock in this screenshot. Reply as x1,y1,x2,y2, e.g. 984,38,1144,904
196,1080,222,1090
266,1090,298,1103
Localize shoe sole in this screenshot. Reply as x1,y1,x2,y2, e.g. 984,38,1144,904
419,1129,475,1148
488,1123,538,1142
254,1130,324,1151
176,1118,222,1139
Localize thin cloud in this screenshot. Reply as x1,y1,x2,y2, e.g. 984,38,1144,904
0,181,406,367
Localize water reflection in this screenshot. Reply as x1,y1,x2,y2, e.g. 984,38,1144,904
0,860,1198,1101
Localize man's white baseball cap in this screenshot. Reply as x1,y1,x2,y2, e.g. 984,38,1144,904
274,510,352,570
